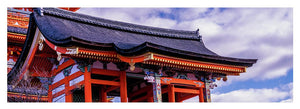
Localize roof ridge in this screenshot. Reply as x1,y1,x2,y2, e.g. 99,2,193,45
7,8,32,15
38,8,200,40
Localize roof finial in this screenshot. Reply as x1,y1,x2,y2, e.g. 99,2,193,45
196,28,202,38
38,7,44,16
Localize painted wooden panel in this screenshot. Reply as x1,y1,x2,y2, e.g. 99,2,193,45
52,71,64,84
70,64,80,75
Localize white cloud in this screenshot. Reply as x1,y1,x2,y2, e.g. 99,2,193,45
210,82,293,102
142,17,177,29
177,18,223,36
201,8,293,82
77,8,173,26
212,88,287,102
177,8,209,20
280,99,292,102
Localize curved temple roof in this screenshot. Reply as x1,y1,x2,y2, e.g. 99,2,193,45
8,8,257,83
34,8,256,65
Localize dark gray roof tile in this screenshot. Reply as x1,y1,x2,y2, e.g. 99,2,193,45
7,26,28,34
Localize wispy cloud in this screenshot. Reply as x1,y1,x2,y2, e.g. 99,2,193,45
203,8,293,82
184,82,292,102
211,82,293,102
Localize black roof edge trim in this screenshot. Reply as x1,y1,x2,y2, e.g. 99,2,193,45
8,13,37,84
114,42,257,67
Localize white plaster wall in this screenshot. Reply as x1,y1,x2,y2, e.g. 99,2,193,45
51,57,66,85
58,58,65,66
52,84,65,94
52,71,64,84
53,94,65,102
92,61,103,69
70,64,80,75
187,73,198,80
69,75,84,86
7,58,16,68
107,62,118,71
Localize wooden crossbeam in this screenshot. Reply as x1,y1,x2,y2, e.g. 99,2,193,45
131,90,153,102
178,94,198,102
52,89,65,99
91,79,120,86
128,85,152,98
48,68,83,102
162,87,168,94
51,81,84,101
69,71,84,81
105,86,119,92
52,59,75,76
174,88,199,94
131,94,150,102
91,68,120,77
51,79,66,90
161,77,204,88
69,81,84,90
51,71,83,89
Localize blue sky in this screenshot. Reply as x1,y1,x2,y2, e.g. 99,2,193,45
77,8,293,102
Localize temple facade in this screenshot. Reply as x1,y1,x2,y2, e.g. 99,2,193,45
7,8,257,102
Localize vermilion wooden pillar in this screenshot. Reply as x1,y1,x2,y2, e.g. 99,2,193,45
148,97,154,102
48,85,53,102
120,71,128,102
168,85,175,102
175,93,181,102
100,87,108,102
147,90,154,102
65,76,72,102
84,66,92,102
199,88,204,102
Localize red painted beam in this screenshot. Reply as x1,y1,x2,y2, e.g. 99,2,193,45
91,68,120,77
178,94,198,102
128,85,152,98
91,79,120,86
174,88,199,94
52,59,75,76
